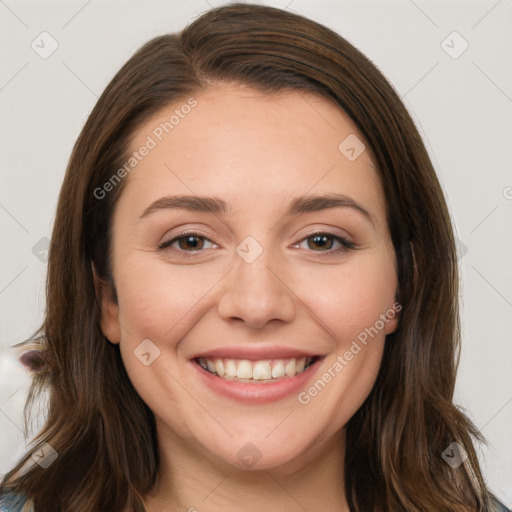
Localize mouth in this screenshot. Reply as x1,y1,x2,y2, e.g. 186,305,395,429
190,352,325,403
194,355,322,383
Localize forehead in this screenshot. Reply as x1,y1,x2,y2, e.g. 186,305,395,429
119,83,385,224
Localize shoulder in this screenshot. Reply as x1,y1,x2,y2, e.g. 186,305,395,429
0,492,32,512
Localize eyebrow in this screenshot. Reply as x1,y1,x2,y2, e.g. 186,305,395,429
287,193,374,225
139,193,374,225
140,195,229,218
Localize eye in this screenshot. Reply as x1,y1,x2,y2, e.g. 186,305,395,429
294,232,355,255
158,234,217,253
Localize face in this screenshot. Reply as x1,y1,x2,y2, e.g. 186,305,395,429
97,82,399,472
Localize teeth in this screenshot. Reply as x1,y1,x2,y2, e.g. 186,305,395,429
236,360,252,379
215,359,225,377
197,356,314,381
252,361,271,380
295,358,305,373
285,360,295,377
271,360,285,378
225,360,237,378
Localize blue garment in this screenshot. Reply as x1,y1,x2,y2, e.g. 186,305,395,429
0,490,510,511
0,492,30,512
495,497,512,512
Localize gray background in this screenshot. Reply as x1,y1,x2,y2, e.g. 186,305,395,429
0,0,511,505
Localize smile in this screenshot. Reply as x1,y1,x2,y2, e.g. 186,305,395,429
191,352,325,403
195,356,320,382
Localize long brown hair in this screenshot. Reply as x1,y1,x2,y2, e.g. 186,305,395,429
1,4,502,511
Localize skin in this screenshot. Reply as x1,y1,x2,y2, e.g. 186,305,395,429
96,82,399,512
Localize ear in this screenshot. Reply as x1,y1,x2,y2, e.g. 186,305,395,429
383,240,414,336
384,273,404,336
92,263,121,345
383,299,401,335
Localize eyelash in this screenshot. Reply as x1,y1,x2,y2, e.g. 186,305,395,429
157,232,356,258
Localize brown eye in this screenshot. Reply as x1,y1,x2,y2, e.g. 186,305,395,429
294,232,356,255
178,235,205,251
158,234,216,253
307,234,335,251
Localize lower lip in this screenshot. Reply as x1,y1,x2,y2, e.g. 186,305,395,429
191,358,324,404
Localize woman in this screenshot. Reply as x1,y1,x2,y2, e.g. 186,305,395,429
0,3,509,511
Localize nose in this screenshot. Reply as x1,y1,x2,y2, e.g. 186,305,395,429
217,248,296,329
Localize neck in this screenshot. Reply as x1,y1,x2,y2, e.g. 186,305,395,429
143,419,349,512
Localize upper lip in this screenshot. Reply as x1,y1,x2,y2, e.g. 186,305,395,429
190,345,324,361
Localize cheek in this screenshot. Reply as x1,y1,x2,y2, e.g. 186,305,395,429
114,257,221,343
112,259,213,436
293,253,397,422
299,254,398,343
